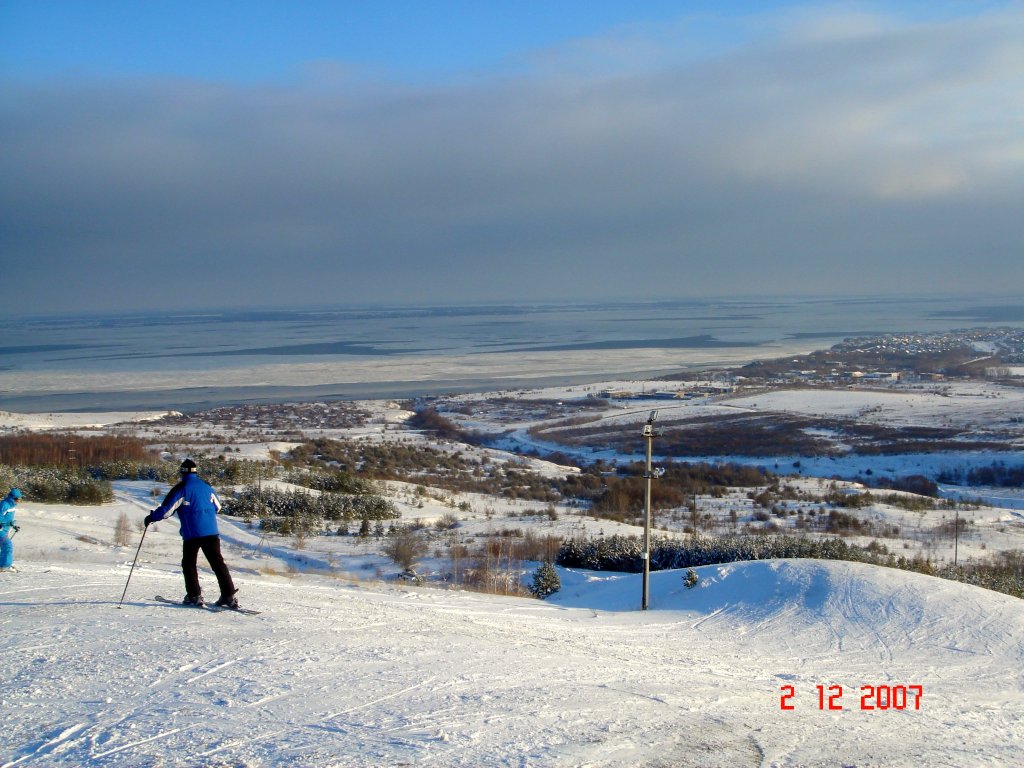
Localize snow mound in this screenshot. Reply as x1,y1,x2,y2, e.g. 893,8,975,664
553,558,1024,659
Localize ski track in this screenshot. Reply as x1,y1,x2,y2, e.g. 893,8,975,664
3,557,1024,766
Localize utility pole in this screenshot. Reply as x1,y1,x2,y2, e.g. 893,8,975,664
642,410,658,610
954,508,959,567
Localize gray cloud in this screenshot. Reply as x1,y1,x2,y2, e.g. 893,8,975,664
2,7,1022,312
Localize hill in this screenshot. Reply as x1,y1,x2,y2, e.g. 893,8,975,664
3,495,1023,767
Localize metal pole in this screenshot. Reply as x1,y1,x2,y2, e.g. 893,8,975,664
641,410,657,611
642,428,652,610
117,524,149,608
954,509,959,567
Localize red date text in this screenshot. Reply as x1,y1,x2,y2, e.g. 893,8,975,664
779,684,923,711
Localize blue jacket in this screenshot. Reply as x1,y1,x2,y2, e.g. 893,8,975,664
151,473,222,540
0,492,17,535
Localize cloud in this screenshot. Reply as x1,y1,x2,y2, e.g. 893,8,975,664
2,5,1023,312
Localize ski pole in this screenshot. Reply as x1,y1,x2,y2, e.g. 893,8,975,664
117,523,149,608
250,528,267,556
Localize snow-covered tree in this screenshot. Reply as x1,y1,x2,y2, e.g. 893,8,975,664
529,562,561,599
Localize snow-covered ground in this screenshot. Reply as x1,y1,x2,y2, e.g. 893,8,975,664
3,492,1024,767
0,410,175,432
3,377,1024,765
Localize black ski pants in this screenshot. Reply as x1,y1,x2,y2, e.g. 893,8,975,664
181,534,235,600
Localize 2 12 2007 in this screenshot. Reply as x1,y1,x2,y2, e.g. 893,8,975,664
779,684,923,711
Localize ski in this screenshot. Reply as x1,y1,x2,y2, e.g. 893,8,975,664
154,595,261,615
206,603,262,616
155,594,212,611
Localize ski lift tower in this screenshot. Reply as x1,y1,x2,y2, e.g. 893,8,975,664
642,410,659,610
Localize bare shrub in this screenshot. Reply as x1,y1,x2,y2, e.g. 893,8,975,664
383,530,429,571
509,530,563,563
462,539,529,597
113,513,133,547
435,512,460,531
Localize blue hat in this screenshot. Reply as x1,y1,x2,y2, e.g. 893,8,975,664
10,488,21,499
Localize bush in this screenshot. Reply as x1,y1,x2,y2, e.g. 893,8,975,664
1,465,114,505
383,530,429,571
113,513,133,547
225,486,398,520
284,468,375,495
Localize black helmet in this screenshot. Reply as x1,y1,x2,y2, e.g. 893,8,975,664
179,458,198,474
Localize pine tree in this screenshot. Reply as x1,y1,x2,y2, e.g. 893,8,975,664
684,568,699,589
529,561,561,599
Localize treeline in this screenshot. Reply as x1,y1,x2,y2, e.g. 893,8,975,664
284,441,771,513
560,462,769,522
937,462,1024,488
557,533,883,572
556,534,1023,599
0,433,151,466
223,486,399,533
0,432,273,486
407,408,485,444
867,474,939,497
82,456,270,486
290,438,469,477
0,465,113,504
283,468,377,495
540,414,836,457
288,438,563,502
0,454,275,505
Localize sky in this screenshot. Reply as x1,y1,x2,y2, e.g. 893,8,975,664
1,1,1023,314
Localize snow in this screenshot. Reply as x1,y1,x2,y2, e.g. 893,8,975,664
0,410,175,432
3,376,1024,765
716,383,1024,431
3,492,1024,766
0,343,822,412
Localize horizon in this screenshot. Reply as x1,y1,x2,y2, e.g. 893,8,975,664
3,290,1021,323
2,1,1023,313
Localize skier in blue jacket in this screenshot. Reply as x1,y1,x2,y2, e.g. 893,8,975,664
145,459,239,608
1,488,22,571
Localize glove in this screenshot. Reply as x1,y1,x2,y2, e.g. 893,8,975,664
144,513,157,526
12,525,19,532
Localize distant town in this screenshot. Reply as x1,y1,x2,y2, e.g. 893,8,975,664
606,327,1024,402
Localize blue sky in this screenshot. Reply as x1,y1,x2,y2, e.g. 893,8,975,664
2,1,1023,312
0,2,816,81
2,1,1003,82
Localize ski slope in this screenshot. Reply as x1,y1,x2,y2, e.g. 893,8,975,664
3,504,1023,767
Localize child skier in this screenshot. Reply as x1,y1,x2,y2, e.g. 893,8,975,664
0,488,22,571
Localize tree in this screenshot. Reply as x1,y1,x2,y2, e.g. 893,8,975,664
683,568,699,589
529,561,561,599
